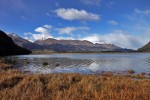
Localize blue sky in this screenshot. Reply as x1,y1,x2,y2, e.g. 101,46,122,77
0,0,150,49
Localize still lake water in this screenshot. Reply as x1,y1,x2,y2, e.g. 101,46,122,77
8,53,150,74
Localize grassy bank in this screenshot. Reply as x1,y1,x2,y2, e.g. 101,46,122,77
32,50,140,54
0,59,150,100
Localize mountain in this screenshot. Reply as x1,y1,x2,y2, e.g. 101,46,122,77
7,33,133,53
138,42,150,52
8,33,43,51
35,38,131,52
0,30,31,56
35,38,94,46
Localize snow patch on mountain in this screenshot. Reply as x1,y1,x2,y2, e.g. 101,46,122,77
7,33,19,37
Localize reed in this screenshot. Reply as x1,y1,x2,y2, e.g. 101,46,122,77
0,60,150,100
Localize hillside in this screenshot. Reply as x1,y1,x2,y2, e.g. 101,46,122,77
138,42,150,52
8,34,43,51
35,38,125,52
0,30,31,56
8,33,134,53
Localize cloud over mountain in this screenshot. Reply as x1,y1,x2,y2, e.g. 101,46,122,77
24,25,53,41
80,30,143,49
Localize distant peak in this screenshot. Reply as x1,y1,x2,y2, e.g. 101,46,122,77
36,35,53,41
92,40,109,44
55,37,74,40
7,33,19,37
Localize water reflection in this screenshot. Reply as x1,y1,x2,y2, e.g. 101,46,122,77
7,53,150,74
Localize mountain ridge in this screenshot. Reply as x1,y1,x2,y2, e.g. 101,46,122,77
8,34,43,51
138,42,150,52
8,33,134,53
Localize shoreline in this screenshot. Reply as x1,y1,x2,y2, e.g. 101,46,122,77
1,56,150,78
31,51,150,55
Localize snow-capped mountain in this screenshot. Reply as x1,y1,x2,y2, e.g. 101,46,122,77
7,33,134,52
8,33,43,51
92,40,110,44
7,33,19,37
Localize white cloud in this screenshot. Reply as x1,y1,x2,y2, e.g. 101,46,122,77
139,27,150,44
108,20,118,25
24,36,34,42
34,26,53,40
81,34,100,43
24,26,150,49
134,8,150,15
55,8,100,21
55,37,75,40
35,27,49,34
24,25,53,41
57,27,76,34
80,0,102,6
43,25,53,29
32,33,52,41
24,32,32,35
56,26,89,34
80,30,143,49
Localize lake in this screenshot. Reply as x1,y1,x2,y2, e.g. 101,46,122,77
7,53,150,74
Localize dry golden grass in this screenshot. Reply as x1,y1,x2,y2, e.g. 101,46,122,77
127,69,135,74
0,60,150,100
0,69,149,100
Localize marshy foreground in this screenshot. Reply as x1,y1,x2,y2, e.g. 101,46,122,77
0,59,150,100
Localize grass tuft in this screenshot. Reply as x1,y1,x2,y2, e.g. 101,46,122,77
141,72,146,76
127,69,135,74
